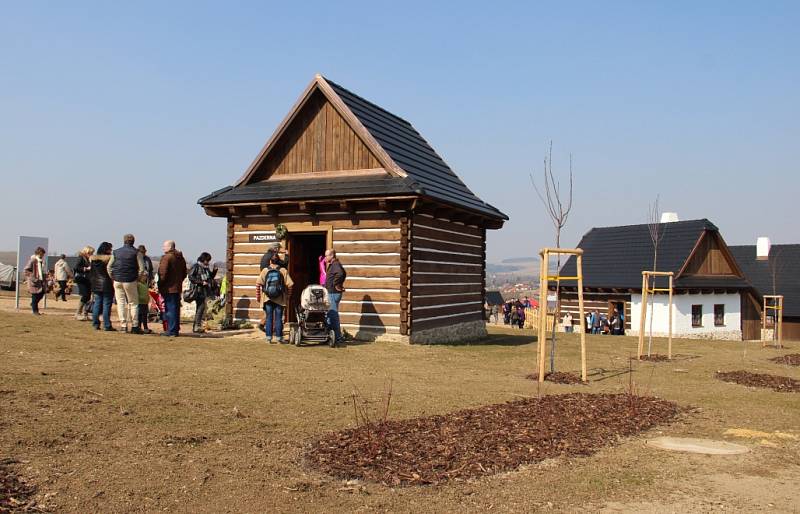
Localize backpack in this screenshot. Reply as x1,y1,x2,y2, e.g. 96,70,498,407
263,268,284,299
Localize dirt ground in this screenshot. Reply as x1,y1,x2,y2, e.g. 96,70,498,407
1,298,799,513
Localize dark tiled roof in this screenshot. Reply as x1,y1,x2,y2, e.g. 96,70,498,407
325,79,506,220
485,291,504,305
199,76,507,221
729,245,800,318
198,176,419,204
559,219,748,290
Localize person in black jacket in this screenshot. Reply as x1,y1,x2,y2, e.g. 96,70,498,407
74,245,94,320
89,242,116,331
259,242,288,271
188,252,217,333
324,249,347,345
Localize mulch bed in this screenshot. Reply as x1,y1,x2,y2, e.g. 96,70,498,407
769,354,800,366
307,393,680,486
716,371,800,393
0,459,39,512
524,371,584,384
632,354,671,362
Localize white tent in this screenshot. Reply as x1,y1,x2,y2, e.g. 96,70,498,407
0,262,16,289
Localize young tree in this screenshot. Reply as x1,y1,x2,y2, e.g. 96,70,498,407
531,141,574,373
767,247,785,346
646,196,666,356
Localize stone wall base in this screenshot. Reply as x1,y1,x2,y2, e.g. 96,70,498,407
627,329,743,341
345,327,409,344
410,320,488,345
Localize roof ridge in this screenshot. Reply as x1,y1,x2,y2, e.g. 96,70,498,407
586,218,716,231
321,75,414,127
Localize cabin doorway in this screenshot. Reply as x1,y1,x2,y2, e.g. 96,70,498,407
608,300,626,334
286,232,327,320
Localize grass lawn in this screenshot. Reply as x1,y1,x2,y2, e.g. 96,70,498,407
1,309,799,512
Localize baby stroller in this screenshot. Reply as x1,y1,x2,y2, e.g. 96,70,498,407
148,290,167,331
289,284,336,347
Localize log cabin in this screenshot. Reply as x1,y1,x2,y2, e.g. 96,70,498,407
729,242,800,341
555,218,762,340
199,74,507,343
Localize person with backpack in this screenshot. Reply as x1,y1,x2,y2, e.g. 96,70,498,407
256,254,294,343
188,252,218,334
324,249,347,345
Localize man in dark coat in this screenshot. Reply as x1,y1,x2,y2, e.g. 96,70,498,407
324,249,347,345
158,240,187,337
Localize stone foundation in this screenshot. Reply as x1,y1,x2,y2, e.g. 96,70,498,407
410,320,488,345
627,329,743,341
346,327,409,344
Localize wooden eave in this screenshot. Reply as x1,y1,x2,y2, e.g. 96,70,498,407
235,74,406,186
203,195,418,217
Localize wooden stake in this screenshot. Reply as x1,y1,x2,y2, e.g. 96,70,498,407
536,247,587,383
668,274,673,359
638,274,647,359
538,250,547,382
577,254,587,382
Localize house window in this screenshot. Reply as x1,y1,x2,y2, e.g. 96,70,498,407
714,304,725,326
692,305,703,327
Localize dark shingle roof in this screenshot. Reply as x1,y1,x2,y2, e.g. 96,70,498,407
199,76,507,221
559,219,748,291
325,79,505,220
485,291,504,305
198,176,420,204
729,244,800,318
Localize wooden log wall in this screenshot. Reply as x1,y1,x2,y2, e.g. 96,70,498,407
410,213,486,332
559,292,632,330
229,212,403,335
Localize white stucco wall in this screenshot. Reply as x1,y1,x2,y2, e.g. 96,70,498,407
629,292,741,340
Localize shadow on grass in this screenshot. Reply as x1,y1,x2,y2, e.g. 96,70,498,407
432,331,537,347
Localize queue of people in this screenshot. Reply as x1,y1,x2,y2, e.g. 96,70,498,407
23,236,196,337
584,309,625,335
501,298,528,329
22,236,349,343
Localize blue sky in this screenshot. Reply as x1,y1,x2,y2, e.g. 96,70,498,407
1,1,798,263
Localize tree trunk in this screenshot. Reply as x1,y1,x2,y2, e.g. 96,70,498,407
550,232,561,373
647,250,657,356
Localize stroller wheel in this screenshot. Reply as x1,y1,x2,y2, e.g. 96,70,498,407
328,329,336,348
293,327,301,346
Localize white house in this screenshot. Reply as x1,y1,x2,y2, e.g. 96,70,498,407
555,218,761,341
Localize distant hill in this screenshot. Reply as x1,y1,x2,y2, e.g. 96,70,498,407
487,263,523,273
501,257,537,264
0,252,16,265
